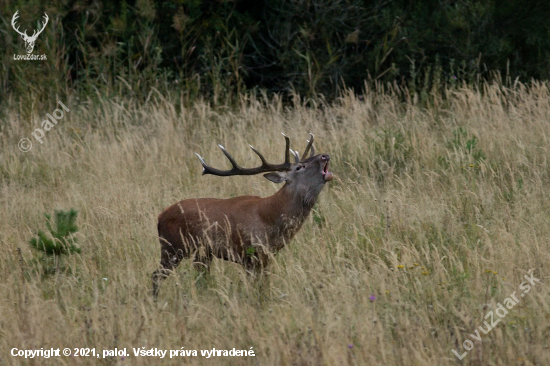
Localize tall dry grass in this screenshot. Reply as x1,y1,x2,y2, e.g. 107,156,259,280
1,83,550,365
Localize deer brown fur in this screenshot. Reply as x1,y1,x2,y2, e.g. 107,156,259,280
152,134,333,296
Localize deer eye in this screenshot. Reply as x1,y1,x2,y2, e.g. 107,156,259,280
296,165,303,171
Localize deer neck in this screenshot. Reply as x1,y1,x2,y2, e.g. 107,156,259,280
260,182,320,233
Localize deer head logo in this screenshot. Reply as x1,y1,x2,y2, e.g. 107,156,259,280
11,11,49,54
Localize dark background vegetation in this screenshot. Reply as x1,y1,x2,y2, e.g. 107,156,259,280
1,0,549,109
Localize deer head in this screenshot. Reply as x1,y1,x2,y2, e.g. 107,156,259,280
11,11,49,54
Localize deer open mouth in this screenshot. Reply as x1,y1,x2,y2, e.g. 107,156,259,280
322,161,333,181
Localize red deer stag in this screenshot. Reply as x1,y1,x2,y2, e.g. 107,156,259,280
153,134,333,296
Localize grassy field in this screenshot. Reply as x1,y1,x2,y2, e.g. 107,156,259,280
1,83,550,365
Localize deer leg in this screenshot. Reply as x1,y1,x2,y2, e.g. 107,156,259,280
243,246,273,302
152,244,184,298
244,244,271,274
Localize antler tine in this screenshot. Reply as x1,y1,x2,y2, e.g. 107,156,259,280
218,144,240,169
281,132,290,164
291,150,300,163
301,133,314,161
249,145,268,165
310,143,315,158
194,153,208,175
196,134,292,177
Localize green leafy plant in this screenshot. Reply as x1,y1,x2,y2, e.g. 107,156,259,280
29,209,80,256
28,209,80,277
246,247,257,257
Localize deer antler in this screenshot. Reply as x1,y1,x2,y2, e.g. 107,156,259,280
11,11,28,38
31,13,48,39
195,133,292,176
11,11,48,40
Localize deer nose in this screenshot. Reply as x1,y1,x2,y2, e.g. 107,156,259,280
321,155,330,161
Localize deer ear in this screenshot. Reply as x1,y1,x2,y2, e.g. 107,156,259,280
263,172,288,183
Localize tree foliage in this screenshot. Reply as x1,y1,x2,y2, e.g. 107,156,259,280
1,0,549,105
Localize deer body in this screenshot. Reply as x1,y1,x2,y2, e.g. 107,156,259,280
152,134,332,296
